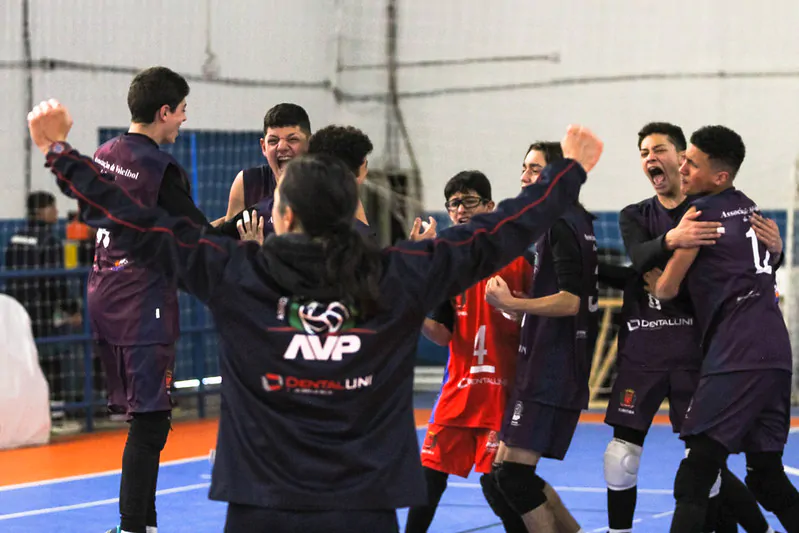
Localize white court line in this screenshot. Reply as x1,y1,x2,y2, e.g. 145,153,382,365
447,481,672,495
0,482,210,521
0,426,428,493
0,455,208,492
784,465,799,477
789,426,799,433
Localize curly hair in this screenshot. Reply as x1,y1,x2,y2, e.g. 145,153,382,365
308,125,374,176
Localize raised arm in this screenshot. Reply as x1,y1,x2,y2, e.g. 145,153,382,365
390,126,601,311
28,99,239,303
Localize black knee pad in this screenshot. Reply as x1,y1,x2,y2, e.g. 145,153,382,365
480,473,507,511
129,411,171,452
674,436,727,506
494,462,547,515
422,467,448,504
745,452,799,514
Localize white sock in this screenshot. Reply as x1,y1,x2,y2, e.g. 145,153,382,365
766,528,776,533
608,529,633,533
146,527,158,533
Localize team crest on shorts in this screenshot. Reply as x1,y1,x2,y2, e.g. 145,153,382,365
510,401,524,426
423,431,438,452
486,430,499,450
164,370,173,392
619,388,636,413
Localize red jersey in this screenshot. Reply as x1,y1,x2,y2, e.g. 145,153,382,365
430,255,533,429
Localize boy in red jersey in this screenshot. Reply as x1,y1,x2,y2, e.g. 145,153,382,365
405,170,532,533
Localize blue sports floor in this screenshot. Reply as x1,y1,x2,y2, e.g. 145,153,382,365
1,423,795,532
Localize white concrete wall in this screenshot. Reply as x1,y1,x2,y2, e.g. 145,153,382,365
2,0,798,217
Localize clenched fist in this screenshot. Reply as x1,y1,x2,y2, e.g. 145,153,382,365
560,125,603,174
27,99,73,155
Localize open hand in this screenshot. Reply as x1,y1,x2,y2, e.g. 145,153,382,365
237,210,264,245
665,208,721,249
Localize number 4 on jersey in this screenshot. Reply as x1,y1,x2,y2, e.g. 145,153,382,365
470,325,496,374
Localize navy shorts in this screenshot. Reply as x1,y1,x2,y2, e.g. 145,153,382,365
499,399,581,461
95,341,176,417
680,369,791,454
223,503,399,533
605,368,699,433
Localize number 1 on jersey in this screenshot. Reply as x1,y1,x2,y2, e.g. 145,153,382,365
470,325,496,374
745,227,772,275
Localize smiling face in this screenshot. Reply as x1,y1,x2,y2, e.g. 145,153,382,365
521,149,547,187
157,99,187,145
639,133,683,198
262,126,309,180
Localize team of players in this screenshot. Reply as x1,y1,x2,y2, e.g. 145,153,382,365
40,65,798,532
404,124,799,533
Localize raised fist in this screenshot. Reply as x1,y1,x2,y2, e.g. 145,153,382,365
560,125,603,173
27,99,73,155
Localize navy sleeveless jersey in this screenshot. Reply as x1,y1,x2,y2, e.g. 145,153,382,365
617,197,702,371
90,134,182,345
688,188,791,374
514,204,599,410
242,164,277,208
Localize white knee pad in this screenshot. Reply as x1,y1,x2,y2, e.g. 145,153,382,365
604,438,643,491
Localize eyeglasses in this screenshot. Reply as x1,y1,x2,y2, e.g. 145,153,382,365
445,195,486,211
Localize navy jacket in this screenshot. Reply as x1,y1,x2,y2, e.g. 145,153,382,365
46,146,586,511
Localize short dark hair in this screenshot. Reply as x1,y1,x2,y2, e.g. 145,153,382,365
26,191,55,217
444,171,492,201
308,125,373,176
263,103,311,136
127,66,190,124
690,125,746,177
637,122,686,151
526,142,563,165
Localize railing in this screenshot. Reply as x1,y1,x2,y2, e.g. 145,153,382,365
0,266,220,432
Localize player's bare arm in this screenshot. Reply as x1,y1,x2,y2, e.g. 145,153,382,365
664,209,721,250
421,318,452,346
485,275,579,317
225,171,245,220
652,247,699,301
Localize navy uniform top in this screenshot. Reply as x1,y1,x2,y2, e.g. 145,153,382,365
242,164,277,209
514,204,599,410
688,188,791,375
90,133,187,345
4,220,79,337
617,196,702,371
49,146,586,512
232,196,379,243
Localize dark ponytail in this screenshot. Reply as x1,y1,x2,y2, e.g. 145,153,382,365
322,226,382,317
280,154,383,317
